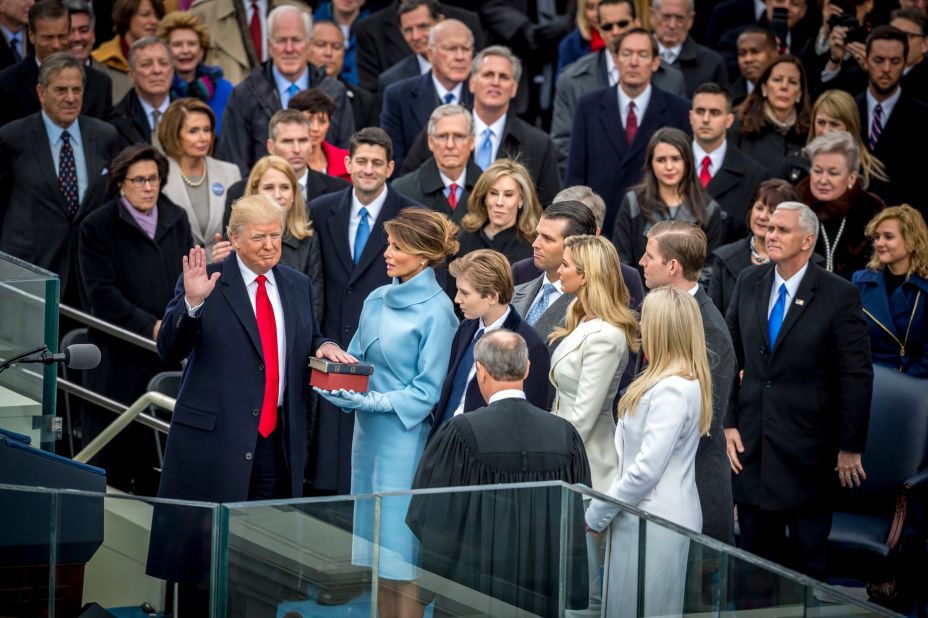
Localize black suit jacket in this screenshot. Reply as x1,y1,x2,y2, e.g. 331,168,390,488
345,80,379,129
377,54,421,102
566,85,692,236
0,54,112,126
671,36,729,98
706,143,770,243
856,90,928,216
0,113,118,306
0,32,27,71
725,261,872,511
308,186,420,493
391,157,483,224
355,1,484,93
428,307,551,442
381,71,475,175
109,89,156,150
401,112,562,206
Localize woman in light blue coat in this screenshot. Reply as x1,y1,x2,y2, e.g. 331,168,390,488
316,207,459,618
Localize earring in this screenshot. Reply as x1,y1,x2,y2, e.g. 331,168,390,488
119,189,125,197
848,183,853,189
796,94,801,103
518,202,523,210
761,90,767,98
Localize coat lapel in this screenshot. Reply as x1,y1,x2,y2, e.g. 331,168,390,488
351,189,402,282
220,255,264,358
598,88,627,162
629,87,666,160
205,158,230,244
771,264,818,355
707,148,743,198
29,115,69,213
754,265,776,348
550,319,599,375
328,189,355,273
274,265,298,368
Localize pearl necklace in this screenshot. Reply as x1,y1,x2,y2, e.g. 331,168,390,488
821,216,847,273
750,236,769,264
179,165,206,187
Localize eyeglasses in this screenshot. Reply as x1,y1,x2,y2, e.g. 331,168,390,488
430,133,471,144
126,175,161,187
654,11,688,23
271,36,306,47
600,19,631,31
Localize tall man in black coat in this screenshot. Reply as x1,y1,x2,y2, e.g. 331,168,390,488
307,20,379,130
0,0,111,126
650,0,729,97
689,83,769,243
409,329,591,618
566,28,692,238
309,127,420,495
108,37,173,150
0,53,118,307
725,201,873,579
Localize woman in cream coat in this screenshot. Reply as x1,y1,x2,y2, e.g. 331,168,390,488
585,286,712,617
549,235,639,493
159,98,240,260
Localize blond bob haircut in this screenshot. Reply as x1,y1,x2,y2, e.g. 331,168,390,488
383,207,460,267
158,98,216,160
619,286,713,435
448,249,514,305
647,220,708,283
549,235,639,353
462,159,541,244
244,155,312,240
226,194,286,238
809,90,888,186
156,11,211,51
865,205,928,278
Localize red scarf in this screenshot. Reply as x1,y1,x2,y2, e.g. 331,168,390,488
590,28,606,51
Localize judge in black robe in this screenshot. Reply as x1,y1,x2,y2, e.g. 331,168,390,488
407,330,591,618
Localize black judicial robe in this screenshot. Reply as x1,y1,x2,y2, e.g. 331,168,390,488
407,397,591,617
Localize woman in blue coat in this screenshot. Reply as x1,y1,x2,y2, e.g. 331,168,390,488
316,207,459,618
853,205,928,377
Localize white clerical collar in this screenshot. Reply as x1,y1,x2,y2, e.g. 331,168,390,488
488,389,526,404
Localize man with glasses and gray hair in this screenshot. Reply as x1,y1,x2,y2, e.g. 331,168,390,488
392,104,481,223
409,328,591,617
725,201,872,580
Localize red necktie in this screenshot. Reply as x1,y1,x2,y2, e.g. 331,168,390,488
625,101,638,145
448,183,459,210
249,1,263,62
699,155,712,189
255,275,279,437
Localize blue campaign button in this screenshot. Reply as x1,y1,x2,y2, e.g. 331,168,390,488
212,182,224,196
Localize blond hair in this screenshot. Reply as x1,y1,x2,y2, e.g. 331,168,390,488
226,194,285,238
618,286,712,435
865,205,928,278
244,155,312,240
809,90,889,185
448,249,514,304
462,159,541,244
156,11,210,50
549,235,639,353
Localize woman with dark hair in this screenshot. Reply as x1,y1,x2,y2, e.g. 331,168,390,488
91,0,165,102
288,88,351,180
316,207,459,618
78,144,192,494
708,179,800,313
458,159,542,264
612,127,722,275
731,55,811,179
853,205,928,377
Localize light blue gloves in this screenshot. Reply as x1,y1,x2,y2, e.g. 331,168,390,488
313,387,393,413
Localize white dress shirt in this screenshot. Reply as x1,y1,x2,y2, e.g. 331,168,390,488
416,55,432,74
451,306,512,418
432,75,464,104
348,185,389,256
488,389,527,404
273,64,309,109
138,96,170,132
473,112,507,162
606,50,619,87
618,84,652,131
438,168,466,203
297,169,309,199
693,140,727,182
866,87,902,136
769,262,809,318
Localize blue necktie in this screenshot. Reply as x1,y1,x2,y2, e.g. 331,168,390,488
440,328,484,425
9,35,21,62
477,128,493,170
286,83,299,106
525,283,556,326
58,130,79,217
353,207,370,264
768,283,788,347
443,92,454,104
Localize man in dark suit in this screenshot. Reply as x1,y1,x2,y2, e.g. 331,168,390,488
147,195,352,609
0,0,31,70
0,0,110,126
855,25,928,216
429,249,551,442
725,201,872,579
401,45,562,206
376,0,441,97
392,104,480,224
651,0,729,97
409,329,590,618
714,0,819,69
381,18,474,174
309,127,420,495
690,83,769,243
223,110,349,224
639,220,736,543
307,20,379,130
108,37,172,150
566,28,692,238
355,0,483,95
0,53,117,308
729,27,778,107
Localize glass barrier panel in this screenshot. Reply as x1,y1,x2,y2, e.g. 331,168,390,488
222,495,375,616
0,252,60,450
0,484,56,616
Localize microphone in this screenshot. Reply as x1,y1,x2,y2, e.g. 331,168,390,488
23,344,102,370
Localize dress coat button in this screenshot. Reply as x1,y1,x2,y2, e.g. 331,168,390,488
764,381,772,389
245,452,253,461
258,364,264,372
252,408,260,416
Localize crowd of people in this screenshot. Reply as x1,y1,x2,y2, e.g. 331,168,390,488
2,0,928,614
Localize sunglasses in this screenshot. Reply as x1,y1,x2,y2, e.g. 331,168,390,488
600,19,632,31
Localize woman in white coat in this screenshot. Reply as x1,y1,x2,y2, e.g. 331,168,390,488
585,286,712,617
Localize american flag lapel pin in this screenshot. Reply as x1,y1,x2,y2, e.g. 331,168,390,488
795,299,805,306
